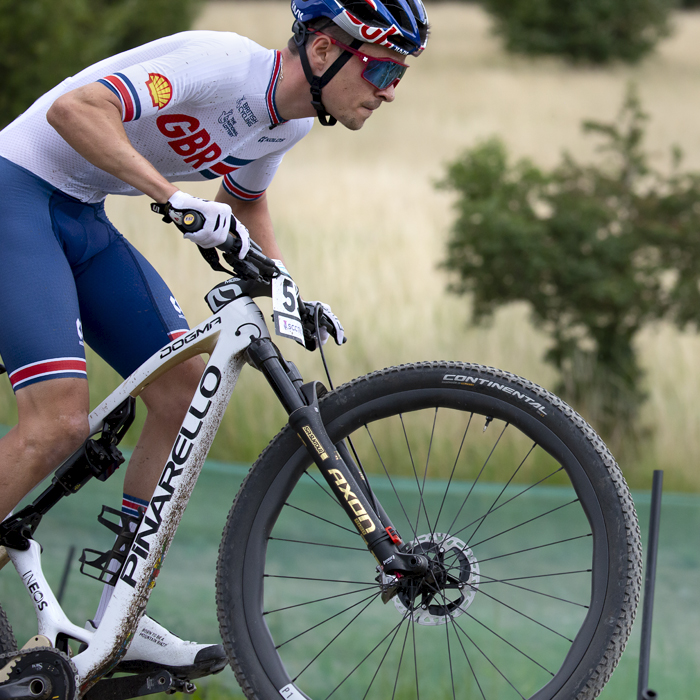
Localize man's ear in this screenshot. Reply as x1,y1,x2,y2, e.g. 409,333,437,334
306,35,338,75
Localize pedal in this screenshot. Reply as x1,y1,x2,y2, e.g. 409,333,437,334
84,669,196,700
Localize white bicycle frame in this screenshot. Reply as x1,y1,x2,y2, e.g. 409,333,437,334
6,289,271,692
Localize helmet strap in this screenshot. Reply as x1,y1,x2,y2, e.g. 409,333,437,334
293,21,363,127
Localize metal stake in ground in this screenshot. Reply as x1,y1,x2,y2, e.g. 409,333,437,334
637,469,663,700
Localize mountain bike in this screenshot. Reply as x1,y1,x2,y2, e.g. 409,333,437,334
0,207,642,700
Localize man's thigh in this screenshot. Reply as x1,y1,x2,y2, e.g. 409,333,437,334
75,234,190,379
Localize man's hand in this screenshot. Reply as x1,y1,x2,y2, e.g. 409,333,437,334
301,300,346,351
168,191,251,258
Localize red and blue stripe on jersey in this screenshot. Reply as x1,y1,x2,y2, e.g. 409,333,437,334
200,155,254,180
266,52,286,126
98,73,142,122
222,175,265,201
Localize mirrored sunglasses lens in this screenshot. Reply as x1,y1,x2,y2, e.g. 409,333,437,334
363,60,407,89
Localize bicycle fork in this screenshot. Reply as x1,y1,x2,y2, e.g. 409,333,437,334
246,339,429,583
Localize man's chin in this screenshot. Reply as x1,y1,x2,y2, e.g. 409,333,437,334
337,112,370,131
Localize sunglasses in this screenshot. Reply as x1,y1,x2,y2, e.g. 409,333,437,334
319,33,409,90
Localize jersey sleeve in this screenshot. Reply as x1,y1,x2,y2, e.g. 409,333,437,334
96,40,240,123
221,119,314,201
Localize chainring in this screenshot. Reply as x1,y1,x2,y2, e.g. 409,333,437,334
0,645,78,700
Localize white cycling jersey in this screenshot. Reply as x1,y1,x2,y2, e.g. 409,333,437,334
0,31,313,204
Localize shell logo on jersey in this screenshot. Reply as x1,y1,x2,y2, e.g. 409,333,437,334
146,73,172,110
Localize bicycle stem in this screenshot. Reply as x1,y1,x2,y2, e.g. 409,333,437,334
246,338,428,578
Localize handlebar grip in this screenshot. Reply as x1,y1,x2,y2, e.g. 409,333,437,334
172,209,205,233
150,202,205,233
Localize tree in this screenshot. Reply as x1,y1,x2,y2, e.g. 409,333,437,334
439,86,700,446
0,0,201,129
481,0,673,64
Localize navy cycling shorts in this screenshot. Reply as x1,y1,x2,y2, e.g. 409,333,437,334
0,156,189,392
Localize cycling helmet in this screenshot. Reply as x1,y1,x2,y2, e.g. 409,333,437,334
292,0,429,56
291,0,429,125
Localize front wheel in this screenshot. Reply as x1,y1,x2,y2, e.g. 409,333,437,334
217,362,641,700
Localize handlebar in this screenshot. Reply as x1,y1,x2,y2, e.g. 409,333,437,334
150,201,279,282
150,201,340,342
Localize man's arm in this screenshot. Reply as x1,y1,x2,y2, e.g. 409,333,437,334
46,83,178,203
215,186,283,261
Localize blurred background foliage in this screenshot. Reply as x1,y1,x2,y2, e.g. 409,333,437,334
0,0,202,128
480,0,673,63
440,86,700,452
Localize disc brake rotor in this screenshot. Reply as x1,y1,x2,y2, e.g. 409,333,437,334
394,533,480,626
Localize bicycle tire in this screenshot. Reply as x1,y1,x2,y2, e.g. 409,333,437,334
0,602,17,657
216,362,641,700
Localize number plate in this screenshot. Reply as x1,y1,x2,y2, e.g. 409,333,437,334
272,269,304,346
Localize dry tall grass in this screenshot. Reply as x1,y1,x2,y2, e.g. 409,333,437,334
2,2,700,490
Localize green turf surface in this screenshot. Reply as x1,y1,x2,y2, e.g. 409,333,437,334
0,445,697,698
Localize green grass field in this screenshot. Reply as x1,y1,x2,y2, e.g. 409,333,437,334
0,452,697,699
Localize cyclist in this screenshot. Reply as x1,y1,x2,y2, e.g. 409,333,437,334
0,0,428,682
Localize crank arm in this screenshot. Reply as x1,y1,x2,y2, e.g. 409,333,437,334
84,669,195,700
0,675,52,700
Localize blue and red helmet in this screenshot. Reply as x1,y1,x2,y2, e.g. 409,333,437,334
291,0,429,56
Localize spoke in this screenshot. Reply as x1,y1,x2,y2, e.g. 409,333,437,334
265,574,378,586
434,574,548,684
473,572,589,609
444,601,457,700
264,585,378,615
292,592,381,682
446,607,487,700
449,614,528,700
473,533,592,565
465,610,556,675
279,590,379,650
465,442,537,546
401,410,436,547
268,536,366,552
449,464,567,542
364,424,422,544
444,422,510,539
464,583,574,642
326,616,408,700
468,499,581,549
433,413,474,538
283,502,358,536
411,604,420,700
476,569,592,584
303,468,341,505
391,613,413,700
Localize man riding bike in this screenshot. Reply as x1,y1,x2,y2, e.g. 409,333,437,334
0,0,428,683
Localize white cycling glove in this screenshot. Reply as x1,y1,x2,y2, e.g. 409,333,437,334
168,191,250,259
302,301,345,347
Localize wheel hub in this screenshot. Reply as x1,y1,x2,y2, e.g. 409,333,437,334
393,533,480,626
